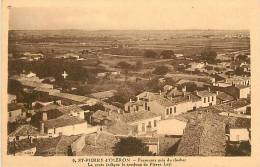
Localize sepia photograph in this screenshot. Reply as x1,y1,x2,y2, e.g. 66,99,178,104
2,1,260,166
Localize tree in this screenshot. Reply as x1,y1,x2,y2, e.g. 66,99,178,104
178,82,198,92
201,50,217,64
153,66,170,75
146,78,161,92
236,55,248,62
144,50,158,58
117,61,132,69
160,50,175,59
113,137,153,156
117,61,132,82
113,85,136,104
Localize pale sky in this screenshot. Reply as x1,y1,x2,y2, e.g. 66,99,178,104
8,0,253,30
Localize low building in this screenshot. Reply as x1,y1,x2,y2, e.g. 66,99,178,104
42,115,97,137
8,103,26,123
229,128,250,142
216,91,235,104
228,99,250,114
124,99,146,113
50,92,98,106
8,138,36,156
90,90,117,100
195,90,217,107
8,124,40,142
225,76,250,86
157,118,187,136
57,104,86,120
123,111,161,135
224,85,250,99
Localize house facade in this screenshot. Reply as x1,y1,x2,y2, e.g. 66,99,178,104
42,115,98,137
124,111,161,135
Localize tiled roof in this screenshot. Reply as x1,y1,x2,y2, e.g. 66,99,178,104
39,104,60,112
9,124,40,137
230,99,250,109
55,135,82,156
175,108,251,129
123,111,161,123
8,138,36,155
44,115,86,129
57,105,84,115
90,90,117,99
8,103,24,111
197,90,216,97
217,92,235,102
34,136,62,156
125,100,145,107
176,112,226,156
235,84,250,89
166,89,183,97
169,95,191,104
106,121,132,136
91,110,112,120
50,92,92,103
78,132,118,156
136,91,160,101
154,97,174,107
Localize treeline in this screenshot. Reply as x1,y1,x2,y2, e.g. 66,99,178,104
8,58,105,82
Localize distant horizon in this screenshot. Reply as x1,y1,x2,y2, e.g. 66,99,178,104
8,28,250,31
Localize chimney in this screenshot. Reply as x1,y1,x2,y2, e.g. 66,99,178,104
187,95,191,100
137,97,140,101
216,91,219,95
159,90,162,95
40,122,45,134
29,136,33,144
183,92,186,96
130,98,133,103
208,87,211,92
42,112,47,121
182,86,186,92
195,90,199,95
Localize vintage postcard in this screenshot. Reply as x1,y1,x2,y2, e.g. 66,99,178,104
1,0,260,167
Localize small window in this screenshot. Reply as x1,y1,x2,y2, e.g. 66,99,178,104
204,98,206,103
174,107,176,113
128,106,130,112
136,106,139,111
170,108,172,114
212,96,214,101
208,97,210,102
142,123,145,132
166,108,169,115
154,120,157,127
148,106,150,111
148,121,151,127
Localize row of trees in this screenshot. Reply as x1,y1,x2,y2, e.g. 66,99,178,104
144,50,175,59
